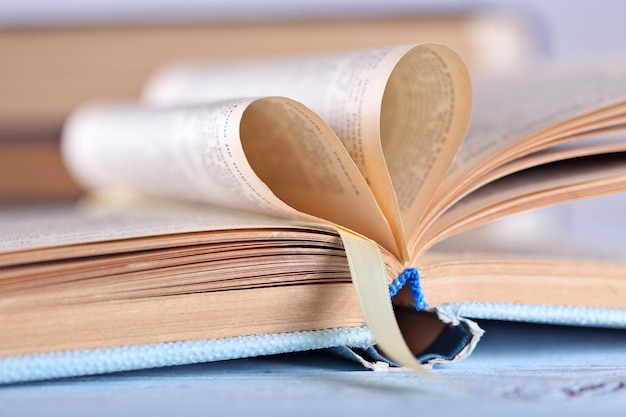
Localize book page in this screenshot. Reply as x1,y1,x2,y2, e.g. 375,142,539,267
144,44,472,261
432,200,626,264
447,59,626,181
419,214,626,308
472,129,626,192
409,60,626,256
419,153,626,254
62,98,398,256
379,44,471,236
0,201,327,254
417,256,626,309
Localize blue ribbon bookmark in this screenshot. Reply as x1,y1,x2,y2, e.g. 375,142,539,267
388,267,428,311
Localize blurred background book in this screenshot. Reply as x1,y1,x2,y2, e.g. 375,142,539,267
1,0,626,211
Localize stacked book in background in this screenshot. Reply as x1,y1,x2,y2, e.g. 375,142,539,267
0,12,536,204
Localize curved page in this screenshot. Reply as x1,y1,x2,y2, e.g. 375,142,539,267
411,60,626,257
447,60,626,184
419,153,626,253
62,98,397,256
145,44,472,261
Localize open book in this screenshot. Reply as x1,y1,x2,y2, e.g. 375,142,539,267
2,44,626,384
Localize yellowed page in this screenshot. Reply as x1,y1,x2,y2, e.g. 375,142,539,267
145,44,472,261
0,283,365,357
409,60,626,257
418,128,626,241
419,258,626,308
0,202,329,255
238,99,396,255
420,214,626,307
379,45,471,237
448,60,626,181
0,221,432,371
0,193,441,368
419,153,626,253
431,203,626,264
468,129,626,194
62,98,398,256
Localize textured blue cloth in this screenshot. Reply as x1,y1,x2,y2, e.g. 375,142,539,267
0,327,375,385
389,268,428,310
435,302,626,328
